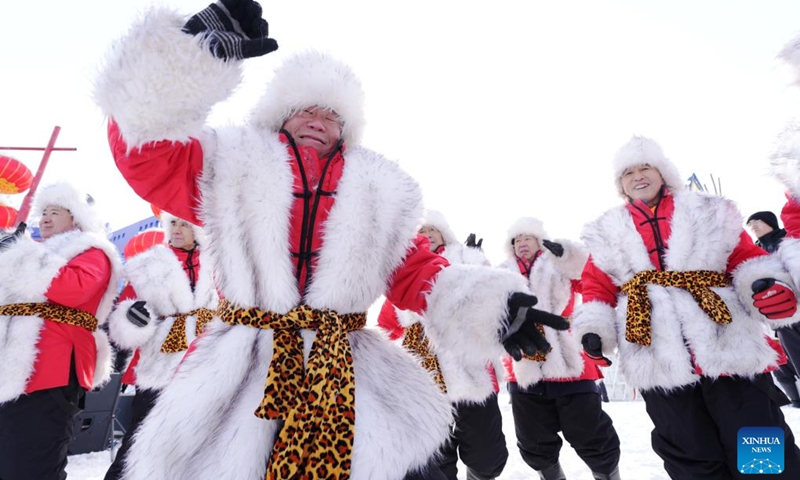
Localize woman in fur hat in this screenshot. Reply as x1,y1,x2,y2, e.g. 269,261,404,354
94,2,566,479
0,182,121,480
573,136,800,479
378,210,509,480
104,213,218,480
498,217,621,480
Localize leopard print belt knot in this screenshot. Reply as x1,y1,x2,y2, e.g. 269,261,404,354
620,270,732,346
0,302,97,331
159,307,218,353
403,322,447,393
219,298,367,480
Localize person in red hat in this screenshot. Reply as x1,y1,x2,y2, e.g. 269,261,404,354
104,213,218,480
0,182,121,480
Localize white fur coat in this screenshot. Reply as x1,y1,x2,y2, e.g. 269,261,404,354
572,191,800,392
95,9,528,480
107,245,218,390
497,240,588,387
0,230,121,403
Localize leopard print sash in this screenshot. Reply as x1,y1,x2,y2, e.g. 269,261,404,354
620,270,732,346
159,308,218,353
0,302,97,331
219,299,367,480
403,322,447,393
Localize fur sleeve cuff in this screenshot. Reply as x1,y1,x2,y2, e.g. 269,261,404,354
422,264,528,390
94,8,243,149
92,330,114,389
571,300,618,355
396,308,421,328
731,254,800,327
0,238,68,302
548,238,589,280
107,299,157,350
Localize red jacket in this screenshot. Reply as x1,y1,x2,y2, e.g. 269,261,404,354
781,192,800,238
27,248,113,393
109,120,446,316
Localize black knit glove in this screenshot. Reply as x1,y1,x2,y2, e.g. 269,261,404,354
581,333,612,367
183,0,278,60
0,223,26,250
126,301,151,327
502,292,570,361
465,233,483,250
542,239,564,257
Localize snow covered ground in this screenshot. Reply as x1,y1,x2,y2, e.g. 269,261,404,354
65,392,800,480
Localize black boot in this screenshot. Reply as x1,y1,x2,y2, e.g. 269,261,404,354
778,380,800,407
466,468,496,480
592,466,621,480
537,462,567,480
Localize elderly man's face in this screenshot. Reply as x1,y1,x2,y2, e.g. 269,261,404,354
169,218,196,250
419,226,444,251
39,205,75,239
514,234,539,260
621,164,665,206
283,106,343,159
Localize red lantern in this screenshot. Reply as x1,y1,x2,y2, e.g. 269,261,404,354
0,205,17,229
123,228,165,260
150,204,162,219
0,156,33,194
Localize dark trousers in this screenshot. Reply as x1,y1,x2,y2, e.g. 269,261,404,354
510,385,620,475
778,324,800,374
641,374,800,480
0,360,85,480
439,393,508,479
103,387,159,480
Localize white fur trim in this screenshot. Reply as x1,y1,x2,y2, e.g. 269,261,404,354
733,250,800,329
250,51,365,147
94,8,243,148
107,298,157,350
423,264,529,402
769,122,800,199
779,34,800,86
441,243,489,267
571,301,619,355
33,182,104,234
92,330,114,389
612,136,685,197
504,217,549,259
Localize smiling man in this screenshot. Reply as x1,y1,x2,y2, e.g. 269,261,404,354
572,136,800,479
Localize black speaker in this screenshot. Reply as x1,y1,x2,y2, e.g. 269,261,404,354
68,373,124,455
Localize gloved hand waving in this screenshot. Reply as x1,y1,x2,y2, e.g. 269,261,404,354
126,301,152,327
502,292,570,361
183,0,278,60
581,333,613,367
752,278,798,319
0,223,26,250
465,233,483,250
542,239,564,257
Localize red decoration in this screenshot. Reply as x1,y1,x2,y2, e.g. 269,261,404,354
150,204,162,219
123,228,165,260
0,156,33,194
0,205,18,229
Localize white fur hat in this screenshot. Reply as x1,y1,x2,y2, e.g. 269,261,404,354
504,217,549,258
612,136,684,197
33,182,103,234
250,51,365,147
420,210,458,246
161,211,206,248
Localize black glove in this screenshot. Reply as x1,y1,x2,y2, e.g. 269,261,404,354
183,0,278,60
542,239,564,257
502,292,571,361
581,333,612,367
0,222,26,250
126,301,151,327
465,233,483,250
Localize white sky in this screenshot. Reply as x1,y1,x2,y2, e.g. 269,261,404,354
3,0,800,264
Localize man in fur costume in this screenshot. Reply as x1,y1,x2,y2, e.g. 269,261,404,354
0,182,121,480
94,2,567,479
378,210,508,480
573,135,800,479
498,217,621,480
104,213,218,480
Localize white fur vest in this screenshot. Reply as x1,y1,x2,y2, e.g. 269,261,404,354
497,239,588,387
0,230,121,403
573,191,800,392
108,245,218,390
